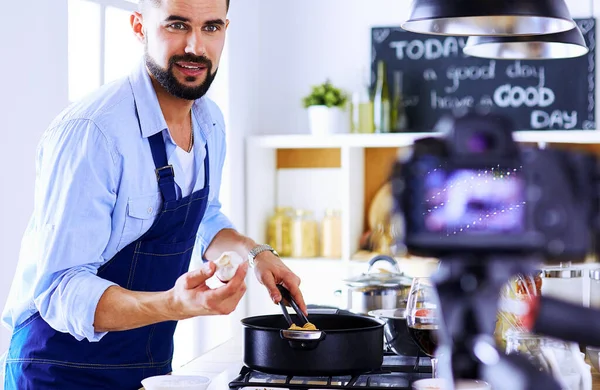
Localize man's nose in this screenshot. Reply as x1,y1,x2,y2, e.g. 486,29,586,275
185,30,207,57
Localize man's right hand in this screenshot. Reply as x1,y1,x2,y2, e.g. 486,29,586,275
169,261,249,320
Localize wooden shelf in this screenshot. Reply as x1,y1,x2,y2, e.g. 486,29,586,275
282,257,343,263
243,132,600,318
248,130,600,149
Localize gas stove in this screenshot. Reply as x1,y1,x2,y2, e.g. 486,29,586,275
228,353,432,389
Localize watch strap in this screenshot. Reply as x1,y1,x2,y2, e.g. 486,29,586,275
248,244,279,268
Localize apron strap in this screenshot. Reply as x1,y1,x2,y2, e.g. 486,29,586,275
203,142,210,190
148,132,177,202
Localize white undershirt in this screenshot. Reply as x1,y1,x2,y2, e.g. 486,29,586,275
175,145,197,197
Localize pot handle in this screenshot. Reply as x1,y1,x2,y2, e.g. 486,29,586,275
368,255,401,274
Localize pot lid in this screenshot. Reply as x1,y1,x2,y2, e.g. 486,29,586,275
343,255,413,288
343,271,412,288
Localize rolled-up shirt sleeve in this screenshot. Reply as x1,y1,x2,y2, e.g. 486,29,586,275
32,119,118,342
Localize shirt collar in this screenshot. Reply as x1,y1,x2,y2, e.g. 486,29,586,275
128,60,215,142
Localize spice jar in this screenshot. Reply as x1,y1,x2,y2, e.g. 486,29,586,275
266,207,292,257
291,209,318,258
321,209,342,259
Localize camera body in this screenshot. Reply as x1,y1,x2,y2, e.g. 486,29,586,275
392,112,599,262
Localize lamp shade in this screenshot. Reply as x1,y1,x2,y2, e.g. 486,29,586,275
402,0,576,36
463,26,589,60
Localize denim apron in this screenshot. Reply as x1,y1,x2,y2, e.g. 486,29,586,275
5,130,211,390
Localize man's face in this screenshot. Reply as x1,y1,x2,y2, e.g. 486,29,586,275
135,0,229,100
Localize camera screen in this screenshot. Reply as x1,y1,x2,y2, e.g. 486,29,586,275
422,168,526,235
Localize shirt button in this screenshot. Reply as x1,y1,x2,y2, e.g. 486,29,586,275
147,207,153,214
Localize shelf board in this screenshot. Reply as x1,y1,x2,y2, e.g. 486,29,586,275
281,257,344,264
248,131,600,149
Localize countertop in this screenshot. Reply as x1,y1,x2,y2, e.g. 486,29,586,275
151,338,600,390
594,371,600,390
152,337,245,389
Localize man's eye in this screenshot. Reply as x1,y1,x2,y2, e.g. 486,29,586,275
204,25,220,32
168,23,187,30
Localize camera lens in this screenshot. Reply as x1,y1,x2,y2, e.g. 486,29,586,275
467,132,497,154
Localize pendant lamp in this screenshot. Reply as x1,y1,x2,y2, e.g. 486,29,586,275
463,26,589,59
402,0,576,36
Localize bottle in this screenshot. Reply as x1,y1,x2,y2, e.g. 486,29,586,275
391,70,409,132
373,60,391,134
321,209,342,258
351,69,375,133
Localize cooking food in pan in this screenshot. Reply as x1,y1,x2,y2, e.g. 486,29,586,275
288,322,318,331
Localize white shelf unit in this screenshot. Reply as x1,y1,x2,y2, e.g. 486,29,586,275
242,131,600,317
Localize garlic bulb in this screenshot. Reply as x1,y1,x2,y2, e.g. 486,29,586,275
214,251,243,282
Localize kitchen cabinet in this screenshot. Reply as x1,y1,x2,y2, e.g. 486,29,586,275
243,131,600,317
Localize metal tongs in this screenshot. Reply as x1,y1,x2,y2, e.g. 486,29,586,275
277,285,309,327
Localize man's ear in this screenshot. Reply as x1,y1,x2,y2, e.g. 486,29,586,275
130,12,145,44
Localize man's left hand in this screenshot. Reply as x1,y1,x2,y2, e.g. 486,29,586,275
252,252,307,315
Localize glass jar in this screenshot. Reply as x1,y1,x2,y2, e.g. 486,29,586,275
266,207,292,257
505,331,589,390
495,274,542,350
321,209,342,259
291,209,318,258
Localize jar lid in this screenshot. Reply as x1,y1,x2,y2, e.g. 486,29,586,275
589,269,600,280
541,268,583,278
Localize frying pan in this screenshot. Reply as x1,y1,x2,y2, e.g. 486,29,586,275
241,286,385,376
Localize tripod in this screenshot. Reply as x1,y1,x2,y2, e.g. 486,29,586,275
431,254,564,390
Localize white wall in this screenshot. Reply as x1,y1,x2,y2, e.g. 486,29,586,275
225,0,598,137
223,0,600,318
0,0,69,353
0,0,598,359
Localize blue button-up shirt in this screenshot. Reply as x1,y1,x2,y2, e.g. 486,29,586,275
1,61,234,342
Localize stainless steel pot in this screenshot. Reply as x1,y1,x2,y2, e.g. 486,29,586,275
368,307,421,357
338,255,413,315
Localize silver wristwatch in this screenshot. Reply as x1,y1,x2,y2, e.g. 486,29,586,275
247,244,279,268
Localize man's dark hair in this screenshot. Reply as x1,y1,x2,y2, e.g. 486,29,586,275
139,0,230,11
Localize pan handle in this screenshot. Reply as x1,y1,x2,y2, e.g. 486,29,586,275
280,330,324,341
280,330,326,350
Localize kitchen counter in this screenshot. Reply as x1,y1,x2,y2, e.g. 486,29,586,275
153,338,600,390
159,337,245,389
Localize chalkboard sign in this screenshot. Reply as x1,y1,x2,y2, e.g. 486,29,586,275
371,18,596,132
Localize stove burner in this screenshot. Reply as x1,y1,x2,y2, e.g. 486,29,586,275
228,354,433,389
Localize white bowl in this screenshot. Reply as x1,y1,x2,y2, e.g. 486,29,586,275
412,378,491,390
141,375,211,390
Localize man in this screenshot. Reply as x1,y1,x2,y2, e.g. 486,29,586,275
2,0,306,388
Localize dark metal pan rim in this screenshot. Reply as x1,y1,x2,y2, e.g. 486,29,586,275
241,314,385,333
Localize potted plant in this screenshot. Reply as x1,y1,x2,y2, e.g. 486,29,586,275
302,80,350,135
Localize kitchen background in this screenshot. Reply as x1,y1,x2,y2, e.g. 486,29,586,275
1,0,599,371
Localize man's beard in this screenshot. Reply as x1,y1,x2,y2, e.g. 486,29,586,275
145,51,218,101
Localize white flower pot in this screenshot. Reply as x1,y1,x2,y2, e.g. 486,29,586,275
307,106,349,135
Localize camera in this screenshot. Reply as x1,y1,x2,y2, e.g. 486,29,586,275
391,111,600,262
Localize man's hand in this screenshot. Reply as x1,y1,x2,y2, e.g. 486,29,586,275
94,262,248,332
169,261,248,320
253,252,307,315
